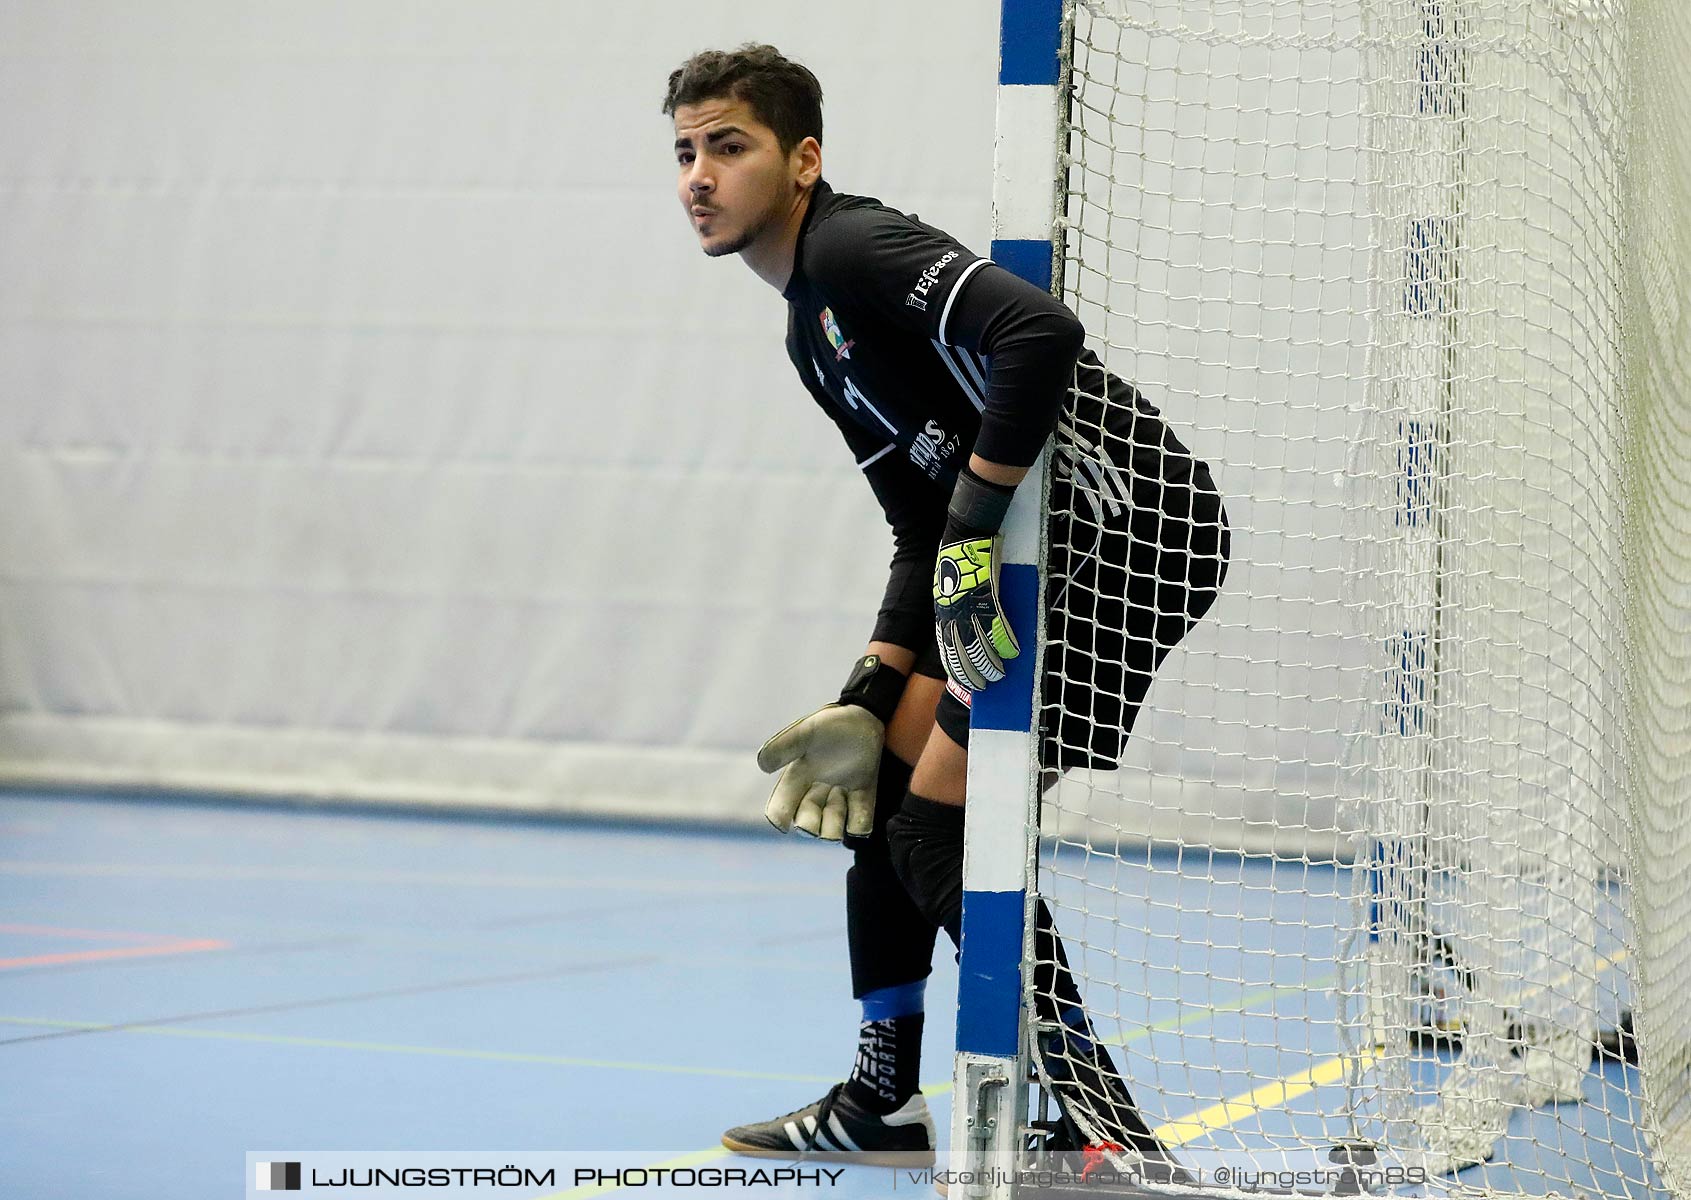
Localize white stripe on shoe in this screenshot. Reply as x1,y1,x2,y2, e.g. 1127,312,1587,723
827,1114,863,1152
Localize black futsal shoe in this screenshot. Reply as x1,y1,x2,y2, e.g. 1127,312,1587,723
721,1082,936,1167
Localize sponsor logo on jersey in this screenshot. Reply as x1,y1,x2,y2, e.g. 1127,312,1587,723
819,307,854,360
907,249,961,311
908,418,962,479
945,676,973,708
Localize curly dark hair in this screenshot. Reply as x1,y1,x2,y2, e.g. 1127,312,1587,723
662,43,823,153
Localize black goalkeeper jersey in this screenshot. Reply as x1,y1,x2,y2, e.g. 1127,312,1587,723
782,180,1207,654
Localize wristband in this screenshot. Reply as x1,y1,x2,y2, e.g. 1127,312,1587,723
838,654,908,726
946,465,1016,540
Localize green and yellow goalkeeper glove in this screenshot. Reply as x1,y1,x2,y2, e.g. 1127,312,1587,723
933,466,1021,691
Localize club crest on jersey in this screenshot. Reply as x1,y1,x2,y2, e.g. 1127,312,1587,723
819,307,854,360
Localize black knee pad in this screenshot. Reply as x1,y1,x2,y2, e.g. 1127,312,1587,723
845,856,938,997
845,749,938,997
845,747,915,856
934,684,971,750
886,791,965,947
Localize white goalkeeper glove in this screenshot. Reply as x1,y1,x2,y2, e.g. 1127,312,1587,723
756,703,884,841
755,654,907,842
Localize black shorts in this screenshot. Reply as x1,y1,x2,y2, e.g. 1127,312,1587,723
929,460,1230,772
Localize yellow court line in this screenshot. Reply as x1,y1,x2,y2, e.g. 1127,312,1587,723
1152,946,1633,1148
2,944,1631,1192
1153,1051,1376,1147
0,1016,837,1086
530,1049,1374,1200
918,972,1340,1102
1105,973,1339,1048
0,965,1315,1111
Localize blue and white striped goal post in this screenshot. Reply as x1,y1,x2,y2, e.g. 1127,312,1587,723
951,0,1068,1191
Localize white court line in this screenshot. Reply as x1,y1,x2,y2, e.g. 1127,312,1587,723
0,859,837,896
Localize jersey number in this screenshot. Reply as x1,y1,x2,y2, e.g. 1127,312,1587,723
841,375,871,412
820,357,896,438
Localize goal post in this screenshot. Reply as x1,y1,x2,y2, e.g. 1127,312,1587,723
955,1,1691,1197
949,0,1068,1186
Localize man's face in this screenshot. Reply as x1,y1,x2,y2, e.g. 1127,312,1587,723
672,97,797,258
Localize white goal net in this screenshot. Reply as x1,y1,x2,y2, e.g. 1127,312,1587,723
1022,0,1691,1195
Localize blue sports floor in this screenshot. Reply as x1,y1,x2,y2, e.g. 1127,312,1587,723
0,791,1664,1200
0,792,959,1199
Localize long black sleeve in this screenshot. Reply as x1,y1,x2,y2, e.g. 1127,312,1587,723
785,186,1093,654
802,209,1085,470
940,263,1085,468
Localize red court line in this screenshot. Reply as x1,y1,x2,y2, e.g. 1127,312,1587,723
0,939,230,970
0,923,203,943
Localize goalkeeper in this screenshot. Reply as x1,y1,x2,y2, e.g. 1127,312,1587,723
664,45,1230,1168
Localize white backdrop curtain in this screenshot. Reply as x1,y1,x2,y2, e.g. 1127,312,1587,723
0,1,1358,854
0,1,997,820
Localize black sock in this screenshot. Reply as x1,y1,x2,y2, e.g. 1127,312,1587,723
845,1010,926,1113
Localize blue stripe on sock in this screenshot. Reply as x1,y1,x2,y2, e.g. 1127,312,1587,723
860,979,927,1022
